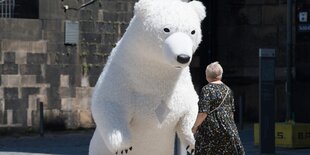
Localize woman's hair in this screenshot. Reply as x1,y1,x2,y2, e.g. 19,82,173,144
205,61,223,80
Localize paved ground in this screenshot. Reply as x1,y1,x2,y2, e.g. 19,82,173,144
0,126,310,155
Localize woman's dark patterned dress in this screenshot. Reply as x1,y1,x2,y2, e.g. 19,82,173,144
195,83,245,155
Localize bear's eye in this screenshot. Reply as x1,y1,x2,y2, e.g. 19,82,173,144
164,28,170,33
191,30,196,35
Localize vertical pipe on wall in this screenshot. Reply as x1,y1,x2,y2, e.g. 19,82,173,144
39,101,44,137
286,0,293,121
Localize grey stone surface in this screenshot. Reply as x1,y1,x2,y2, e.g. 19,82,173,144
4,52,15,64
1,64,18,75
0,19,42,41
20,65,42,75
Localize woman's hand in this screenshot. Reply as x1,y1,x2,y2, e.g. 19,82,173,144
192,125,199,134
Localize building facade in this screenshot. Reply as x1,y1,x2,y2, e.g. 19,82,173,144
0,0,309,131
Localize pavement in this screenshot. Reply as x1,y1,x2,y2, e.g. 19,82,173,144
0,125,310,155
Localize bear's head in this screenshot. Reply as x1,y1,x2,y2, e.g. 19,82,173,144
133,0,206,69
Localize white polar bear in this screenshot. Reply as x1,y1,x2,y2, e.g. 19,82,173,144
89,0,206,155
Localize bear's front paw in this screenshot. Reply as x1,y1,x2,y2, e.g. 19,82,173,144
115,146,133,154
186,145,195,155
108,130,132,154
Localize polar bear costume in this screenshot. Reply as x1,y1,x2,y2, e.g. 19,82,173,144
89,0,206,154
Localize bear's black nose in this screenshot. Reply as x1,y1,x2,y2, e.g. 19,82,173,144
177,54,190,64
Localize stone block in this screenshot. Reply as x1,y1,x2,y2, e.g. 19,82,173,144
31,40,48,53
107,13,120,23
28,95,38,110
43,31,64,44
55,51,77,65
61,98,77,111
86,55,104,65
79,110,94,128
102,34,117,45
98,10,104,22
27,53,47,64
80,10,93,21
81,76,90,87
21,88,39,99
80,33,102,43
77,98,91,110
1,63,18,74
59,87,73,98
27,109,33,127
2,40,47,54
47,43,65,53
1,75,20,87
7,109,13,125
4,52,16,64
39,0,64,20
98,45,112,55
20,64,42,75
36,75,46,83
97,22,117,34
15,51,27,64
80,21,96,33
80,44,97,55
42,19,63,32
101,1,119,12
60,74,70,87
4,99,21,110
0,19,41,41
46,65,60,86
117,12,131,23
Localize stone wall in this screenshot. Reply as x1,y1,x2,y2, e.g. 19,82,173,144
1,0,310,131
0,0,137,130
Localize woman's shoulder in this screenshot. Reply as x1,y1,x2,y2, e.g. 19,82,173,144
201,83,222,92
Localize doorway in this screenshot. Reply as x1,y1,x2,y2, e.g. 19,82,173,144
190,0,217,93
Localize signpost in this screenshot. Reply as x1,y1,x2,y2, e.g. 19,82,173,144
259,48,275,153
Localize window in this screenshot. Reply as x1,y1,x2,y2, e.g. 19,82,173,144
0,0,38,19
0,0,15,18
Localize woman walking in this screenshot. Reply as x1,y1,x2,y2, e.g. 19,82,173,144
192,61,245,155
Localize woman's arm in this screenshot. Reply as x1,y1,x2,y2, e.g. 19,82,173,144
192,112,207,134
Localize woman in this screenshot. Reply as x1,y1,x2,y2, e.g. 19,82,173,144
192,61,245,155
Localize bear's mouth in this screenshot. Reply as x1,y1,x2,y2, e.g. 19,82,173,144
175,66,182,69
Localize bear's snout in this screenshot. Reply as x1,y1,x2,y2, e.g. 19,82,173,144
177,54,190,64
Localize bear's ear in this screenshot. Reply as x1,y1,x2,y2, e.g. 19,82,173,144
134,0,150,18
189,0,206,21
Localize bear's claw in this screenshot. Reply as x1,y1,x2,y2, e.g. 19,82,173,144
115,146,133,154
186,145,195,155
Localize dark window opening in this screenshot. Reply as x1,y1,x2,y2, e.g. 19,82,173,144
0,0,38,19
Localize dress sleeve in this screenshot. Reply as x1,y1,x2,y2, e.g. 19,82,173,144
198,86,211,113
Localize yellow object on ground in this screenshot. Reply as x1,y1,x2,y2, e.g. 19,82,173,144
254,122,310,148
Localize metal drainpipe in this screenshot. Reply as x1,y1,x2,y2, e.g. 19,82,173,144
286,0,293,121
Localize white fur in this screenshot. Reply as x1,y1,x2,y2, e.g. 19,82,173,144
89,0,206,154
